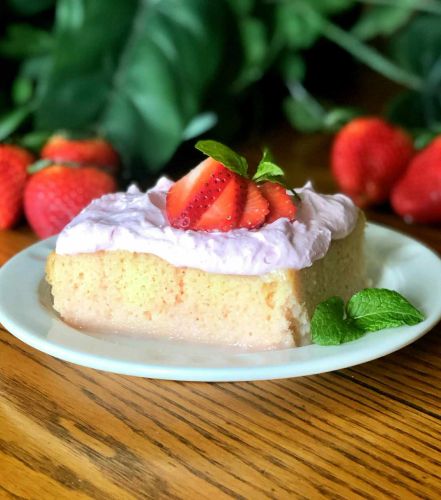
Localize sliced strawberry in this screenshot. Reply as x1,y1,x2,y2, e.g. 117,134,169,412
259,182,296,223
166,157,234,229
237,180,269,229
192,176,246,231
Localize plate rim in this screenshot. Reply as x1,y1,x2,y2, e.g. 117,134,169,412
0,223,440,382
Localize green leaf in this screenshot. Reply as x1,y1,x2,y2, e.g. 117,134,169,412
322,107,361,132
12,76,33,106
284,83,325,133
252,162,285,184
311,288,425,346
19,130,52,151
390,14,441,77
387,91,428,130
0,104,34,141
195,140,248,177
278,53,306,83
413,129,441,150
35,0,138,130
322,18,422,91
260,147,274,163
390,15,441,128
311,0,354,15
8,0,55,15
228,0,255,16
34,0,239,176
234,17,268,88
183,112,218,141
253,149,286,184
274,2,323,51
347,289,424,332
351,4,416,41
0,24,54,59
311,297,364,346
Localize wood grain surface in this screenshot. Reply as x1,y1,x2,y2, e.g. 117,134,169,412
1,128,441,499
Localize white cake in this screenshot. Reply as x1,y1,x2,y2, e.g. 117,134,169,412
46,179,367,350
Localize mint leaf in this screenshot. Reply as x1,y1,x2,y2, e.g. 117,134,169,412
311,288,425,347
253,161,286,184
341,322,366,344
260,146,275,163
347,288,424,332
195,140,248,177
311,296,364,346
252,148,287,185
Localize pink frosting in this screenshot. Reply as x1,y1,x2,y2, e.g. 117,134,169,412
55,177,358,275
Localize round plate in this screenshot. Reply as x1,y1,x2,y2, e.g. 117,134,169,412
0,224,440,381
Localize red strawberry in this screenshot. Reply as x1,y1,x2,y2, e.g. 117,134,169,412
193,177,246,231
24,164,117,238
259,182,296,223
166,157,241,230
237,180,269,229
331,117,414,207
0,144,34,169
0,145,34,229
391,137,441,223
41,135,119,174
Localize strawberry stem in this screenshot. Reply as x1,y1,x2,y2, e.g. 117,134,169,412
27,159,83,174
27,159,53,174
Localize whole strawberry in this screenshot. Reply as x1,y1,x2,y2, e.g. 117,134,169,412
0,144,34,229
24,164,117,238
41,135,119,174
331,117,414,207
391,137,441,223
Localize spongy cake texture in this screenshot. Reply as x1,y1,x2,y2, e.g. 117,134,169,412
46,214,366,350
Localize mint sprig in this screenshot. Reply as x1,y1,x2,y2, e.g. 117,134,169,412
195,140,248,177
311,297,365,346
253,148,302,207
252,148,286,185
195,140,292,188
311,288,424,346
195,140,301,203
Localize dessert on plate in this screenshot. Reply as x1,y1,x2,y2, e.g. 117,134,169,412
46,141,367,350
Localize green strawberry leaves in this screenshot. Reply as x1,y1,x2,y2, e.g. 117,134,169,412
27,158,53,174
312,288,425,346
27,158,83,174
195,140,248,177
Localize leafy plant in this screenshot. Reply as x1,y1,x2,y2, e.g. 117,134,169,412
1,0,441,178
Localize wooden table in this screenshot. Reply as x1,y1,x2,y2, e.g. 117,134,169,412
1,130,440,499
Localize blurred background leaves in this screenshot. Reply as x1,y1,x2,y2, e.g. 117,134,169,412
1,0,441,179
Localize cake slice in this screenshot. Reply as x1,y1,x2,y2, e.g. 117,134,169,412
46,213,365,349
45,142,367,350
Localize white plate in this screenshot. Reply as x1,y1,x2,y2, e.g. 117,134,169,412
0,224,440,381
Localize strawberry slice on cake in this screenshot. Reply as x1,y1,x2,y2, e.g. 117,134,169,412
166,140,297,232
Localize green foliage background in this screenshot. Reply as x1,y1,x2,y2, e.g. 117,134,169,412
1,0,441,179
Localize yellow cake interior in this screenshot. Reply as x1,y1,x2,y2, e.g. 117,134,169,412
45,213,366,350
